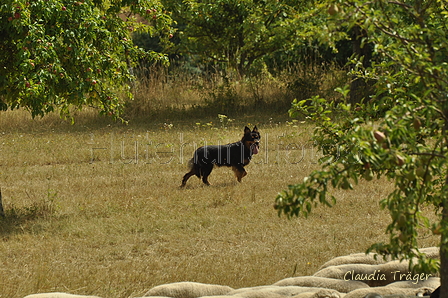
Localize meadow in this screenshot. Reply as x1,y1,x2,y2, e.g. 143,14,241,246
0,69,440,298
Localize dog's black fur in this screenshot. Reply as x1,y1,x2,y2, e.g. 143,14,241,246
181,126,260,187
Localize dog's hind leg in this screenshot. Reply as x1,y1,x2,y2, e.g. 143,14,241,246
181,159,202,187
201,165,213,185
232,165,247,182
181,169,195,187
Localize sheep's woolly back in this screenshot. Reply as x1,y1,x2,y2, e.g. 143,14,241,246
144,282,233,298
228,285,325,297
384,277,440,289
292,289,345,298
200,295,286,298
273,276,369,293
217,291,286,298
313,260,414,287
318,247,439,271
319,247,440,271
23,294,101,298
343,286,433,298
201,296,284,298
318,253,389,270
418,247,440,259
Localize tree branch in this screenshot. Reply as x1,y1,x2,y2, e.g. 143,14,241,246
410,152,446,159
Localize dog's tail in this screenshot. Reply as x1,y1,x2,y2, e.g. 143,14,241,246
187,158,201,178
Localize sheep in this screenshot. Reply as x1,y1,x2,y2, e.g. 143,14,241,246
318,247,439,271
384,277,440,289
23,293,101,298
418,247,439,259
228,285,335,297
313,260,423,287
318,253,389,271
363,294,381,298
273,276,369,293
203,291,286,298
144,282,233,298
343,286,433,298
292,289,345,298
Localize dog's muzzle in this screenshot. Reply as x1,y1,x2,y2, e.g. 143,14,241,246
251,141,260,155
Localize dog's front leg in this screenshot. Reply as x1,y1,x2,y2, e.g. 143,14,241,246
232,165,247,182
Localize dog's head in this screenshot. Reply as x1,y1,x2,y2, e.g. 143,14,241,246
242,126,260,155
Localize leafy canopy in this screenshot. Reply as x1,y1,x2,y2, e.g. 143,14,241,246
162,0,326,76
0,0,172,119
275,0,448,276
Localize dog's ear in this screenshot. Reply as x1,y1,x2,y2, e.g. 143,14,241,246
252,126,258,133
244,126,251,134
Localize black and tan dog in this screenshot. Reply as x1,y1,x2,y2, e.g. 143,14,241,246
181,126,260,187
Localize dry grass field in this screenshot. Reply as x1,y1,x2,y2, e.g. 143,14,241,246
0,109,439,298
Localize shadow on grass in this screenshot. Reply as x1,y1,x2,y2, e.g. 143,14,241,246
1,99,294,135
0,199,58,237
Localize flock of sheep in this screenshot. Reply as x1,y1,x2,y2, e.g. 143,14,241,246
24,247,440,298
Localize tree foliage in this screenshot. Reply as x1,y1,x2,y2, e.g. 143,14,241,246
163,0,327,76
275,0,448,295
0,0,172,118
